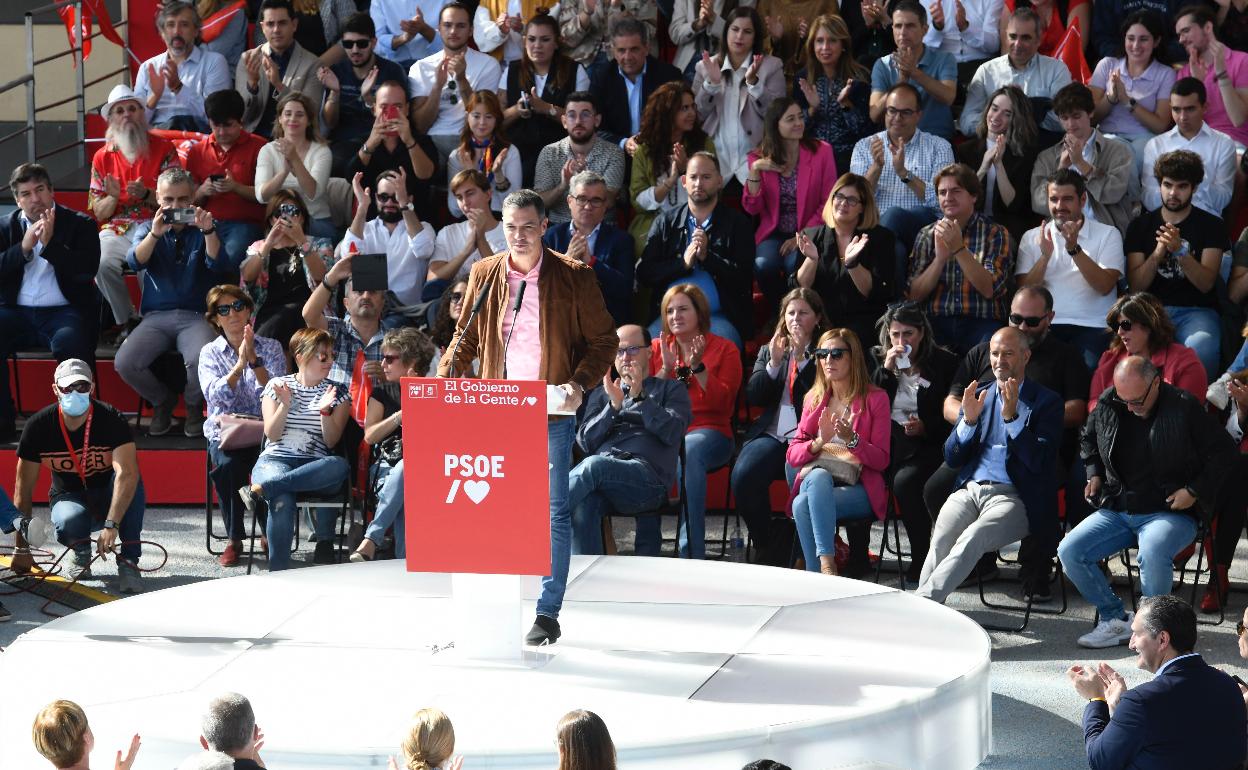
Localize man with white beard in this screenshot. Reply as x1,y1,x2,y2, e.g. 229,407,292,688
89,85,181,342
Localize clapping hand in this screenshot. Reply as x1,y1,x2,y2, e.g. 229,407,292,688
1040,219,1056,258
603,371,626,410
929,0,946,29
795,230,818,263
868,136,885,170
126,178,149,202
1098,662,1128,712
317,65,341,94
313,385,339,414
21,208,54,254
955,0,968,29
744,54,763,83
1058,218,1082,251
798,77,820,110
767,330,789,364
960,380,987,424
686,333,707,368
837,78,856,108
1154,222,1182,255
765,14,785,40
1108,69,1127,104
102,174,122,200
660,332,679,373
243,47,263,89
683,226,708,267
114,734,141,770
1067,664,1108,701
843,233,868,267
237,323,257,368
999,376,1019,420
261,52,283,92
146,62,167,100
271,379,292,406
1229,378,1248,413
351,171,370,208
888,135,908,177
702,52,723,85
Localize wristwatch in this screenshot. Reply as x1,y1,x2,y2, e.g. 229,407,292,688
899,173,913,184
1066,244,1080,256
249,359,265,369
675,365,693,382
103,519,118,530
402,202,416,212
1128,97,1138,110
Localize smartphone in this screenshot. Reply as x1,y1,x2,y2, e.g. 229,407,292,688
209,173,225,182
1234,674,1247,688
382,102,401,122
163,207,197,225
519,92,531,111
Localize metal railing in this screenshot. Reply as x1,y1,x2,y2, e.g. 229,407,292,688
0,0,131,170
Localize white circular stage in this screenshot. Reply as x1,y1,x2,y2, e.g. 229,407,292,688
0,557,991,769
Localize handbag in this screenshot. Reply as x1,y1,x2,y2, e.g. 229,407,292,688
799,442,862,486
217,413,264,450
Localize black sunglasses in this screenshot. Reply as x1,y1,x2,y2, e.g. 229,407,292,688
1009,313,1045,328
382,354,402,363
214,299,249,316
1113,319,1136,332
813,348,849,360
341,38,370,49
377,192,399,203
57,382,91,394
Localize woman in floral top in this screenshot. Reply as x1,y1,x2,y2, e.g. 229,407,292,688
792,14,872,176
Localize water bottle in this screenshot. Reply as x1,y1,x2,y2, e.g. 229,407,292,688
730,524,745,562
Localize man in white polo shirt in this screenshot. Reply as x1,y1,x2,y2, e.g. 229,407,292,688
1016,168,1124,371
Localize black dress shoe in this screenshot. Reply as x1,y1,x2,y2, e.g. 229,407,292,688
312,540,336,564
525,614,561,645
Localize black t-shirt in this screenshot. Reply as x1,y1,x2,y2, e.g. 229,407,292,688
263,247,309,308
1124,206,1230,309
949,332,1091,403
1112,410,1165,511
370,386,402,462
17,402,135,495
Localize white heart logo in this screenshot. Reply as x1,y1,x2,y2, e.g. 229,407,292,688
523,396,538,406
464,480,491,504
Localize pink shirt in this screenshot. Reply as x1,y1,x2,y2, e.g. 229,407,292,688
502,252,543,381
1179,49,1248,146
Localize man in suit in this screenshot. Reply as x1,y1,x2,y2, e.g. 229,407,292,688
589,17,682,149
1068,595,1247,770
438,189,618,646
542,170,635,325
235,0,325,138
0,163,101,441
916,325,1063,603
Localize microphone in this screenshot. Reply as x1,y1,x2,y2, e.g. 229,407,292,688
448,278,492,377
502,279,527,379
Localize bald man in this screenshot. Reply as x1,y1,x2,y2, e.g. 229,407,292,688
917,326,1063,604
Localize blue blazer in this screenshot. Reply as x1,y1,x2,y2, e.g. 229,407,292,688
543,222,635,325
1082,655,1247,770
0,204,101,310
944,378,1063,551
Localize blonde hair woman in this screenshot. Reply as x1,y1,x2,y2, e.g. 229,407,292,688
389,708,462,770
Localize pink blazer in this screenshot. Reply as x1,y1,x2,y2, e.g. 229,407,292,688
786,386,891,520
742,140,838,244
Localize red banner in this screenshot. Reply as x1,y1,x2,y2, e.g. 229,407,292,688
402,377,550,575
201,0,247,43
1054,17,1091,84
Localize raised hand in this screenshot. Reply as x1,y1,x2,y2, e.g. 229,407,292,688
313,385,339,414
603,372,625,410
843,233,868,267
798,78,820,110
702,52,723,85
961,380,987,424
114,734,141,770
837,78,856,108
869,136,885,170
103,174,122,200
999,376,1019,419
351,171,370,207
317,65,340,93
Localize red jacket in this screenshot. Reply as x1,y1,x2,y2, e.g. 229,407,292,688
786,386,891,520
1088,343,1207,414
648,332,741,439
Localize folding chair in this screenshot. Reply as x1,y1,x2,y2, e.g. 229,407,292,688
1111,518,1221,626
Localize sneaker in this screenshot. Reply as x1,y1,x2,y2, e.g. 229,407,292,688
183,405,205,438
117,561,144,594
148,397,177,436
67,548,92,580
0,601,11,621
218,540,242,567
313,540,336,564
525,614,561,645
1078,612,1134,649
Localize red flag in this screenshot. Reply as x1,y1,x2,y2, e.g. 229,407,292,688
57,6,91,64
350,350,373,426
1054,17,1091,84
201,0,247,44
84,0,124,48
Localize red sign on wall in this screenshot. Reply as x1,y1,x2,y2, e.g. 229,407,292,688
401,377,550,575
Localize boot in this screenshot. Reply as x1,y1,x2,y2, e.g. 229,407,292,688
1200,564,1230,614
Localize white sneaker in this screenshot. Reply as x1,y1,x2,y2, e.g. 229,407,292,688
1078,611,1134,649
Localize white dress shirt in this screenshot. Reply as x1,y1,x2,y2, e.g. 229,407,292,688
342,217,436,305
16,214,68,308
1141,122,1237,216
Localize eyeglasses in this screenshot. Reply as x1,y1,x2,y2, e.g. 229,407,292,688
1009,313,1045,328
572,195,607,207
278,203,301,218
885,107,917,119
214,299,249,316
58,382,91,394
341,38,371,49
833,192,862,206
1113,319,1136,332
377,192,399,203
1113,375,1158,408
382,354,402,363
615,345,645,358
813,347,849,360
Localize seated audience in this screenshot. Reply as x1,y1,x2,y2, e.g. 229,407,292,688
692,7,787,187
544,170,636,326
0,163,100,441
394,708,459,770
186,90,267,270
199,285,285,567
1090,11,1176,175
637,151,755,349
241,191,334,350
960,8,1070,137
1067,595,1247,768
922,0,1004,81
351,328,436,561
1140,78,1236,217
15,360,145,590
90,84,181,337
198,692,266,768
570,324,693,555
956,85,1040,244
472,0,532,63
671,0,740,77
255,91,335,240
1089,292,1208,407
793,14,874,175
371,0,445,71
1202,339,1248,612
744,98,838,309
849,0,900,67
1017,169,1124,370
446,90,522,217
1092,0,1187,62
343,169,436,308
628,81,715,258
499,14,590,188
871,302,958,584
1175,4,1248,148
556,710,616,770
1031,83,1139,235
319,12,413,177
32,700,140,770
733,289,829,566
918,326,1062,603
786,327,892,575
236,0,325,140
1061,356,1234,647
870,0,958,139
645,284,742,558
558,0,656,79
253,0,357,63
906,162,1013,355
758,0,839,76
238,327,352,570
533,92,627,223
589,18,682,148
793,173,896,347
1000,0,1090,58
409,2,504,160
197,0,248,69
850,83,956,284
302,249,387,394
1125,149,1229,378
347,80,437,219
429,169,509,293
134,1,232,133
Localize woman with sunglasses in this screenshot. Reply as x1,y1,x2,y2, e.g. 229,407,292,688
447,91,522,218
793,14,873,175
351,328,436,562
255,91,335,239
240,190,335,351
646,284,742,558
238,327,351,570
198,285,287,567
732,288,828,566
871,302,957,583
793,173,895,348
956,85,1040,244
1088,292,1207,413
787,328,891,575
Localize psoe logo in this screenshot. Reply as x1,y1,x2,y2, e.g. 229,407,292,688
408,382,438,399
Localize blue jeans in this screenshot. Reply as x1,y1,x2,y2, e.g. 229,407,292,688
1057,508,1198,621
537,417,576,620
208,439,262,541
1050,324,1111,373
928,316,1001,357
364,460,406,558
880,205,940,289
729,435,787,547
214,220,262,267
251,453,350,571
309,217,339,241
1165,305,1220,380
755,232,798,307
50,479,146,564
569,454,669,555
0,305,96,422
792,469,873,572
637,428,734,558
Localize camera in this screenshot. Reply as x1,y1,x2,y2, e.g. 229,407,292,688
162,207,197,225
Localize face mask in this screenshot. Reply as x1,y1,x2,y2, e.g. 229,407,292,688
59,390,90,417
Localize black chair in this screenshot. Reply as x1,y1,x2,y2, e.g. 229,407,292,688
1109,518,1220,626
